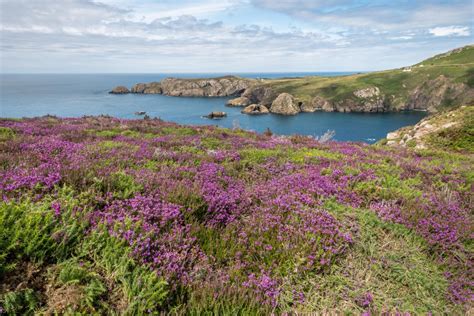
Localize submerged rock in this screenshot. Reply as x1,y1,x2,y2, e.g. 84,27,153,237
270,93,300,115
110,86,130,94
241,104,269,115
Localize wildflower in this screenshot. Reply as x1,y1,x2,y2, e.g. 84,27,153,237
51,201,61,217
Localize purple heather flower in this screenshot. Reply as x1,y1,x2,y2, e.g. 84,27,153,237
51,201,61,217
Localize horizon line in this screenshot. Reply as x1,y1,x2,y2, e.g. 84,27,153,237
0,71,368,75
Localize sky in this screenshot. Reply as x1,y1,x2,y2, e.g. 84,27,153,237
0,0,472,73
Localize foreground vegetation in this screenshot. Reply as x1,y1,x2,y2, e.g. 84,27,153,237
0,113,472,314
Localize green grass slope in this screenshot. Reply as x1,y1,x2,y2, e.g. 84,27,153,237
263,45,474,110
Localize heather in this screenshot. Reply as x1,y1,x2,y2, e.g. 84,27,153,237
0,116,472,314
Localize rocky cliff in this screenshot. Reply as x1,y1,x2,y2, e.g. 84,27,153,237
161,76,254,97
111,76,255,98
383,105,473,151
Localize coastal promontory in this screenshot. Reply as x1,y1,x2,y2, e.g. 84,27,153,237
111,45,474,115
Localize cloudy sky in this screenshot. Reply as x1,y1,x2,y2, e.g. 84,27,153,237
0,0,472,73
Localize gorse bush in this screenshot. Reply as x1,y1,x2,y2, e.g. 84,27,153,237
0,116,472,314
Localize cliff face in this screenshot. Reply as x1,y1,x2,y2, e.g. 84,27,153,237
112,76,255,97
160,76,254,97
404,75,473,112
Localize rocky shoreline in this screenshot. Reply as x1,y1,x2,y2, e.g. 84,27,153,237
110,46,474,116
111,74,474,116
112,74,473,116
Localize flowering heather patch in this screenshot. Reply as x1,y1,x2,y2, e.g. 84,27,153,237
0,116,472,314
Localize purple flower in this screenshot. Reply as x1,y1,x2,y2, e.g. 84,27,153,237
51,201,61,217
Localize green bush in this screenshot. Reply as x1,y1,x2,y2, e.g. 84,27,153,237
0,127,15,141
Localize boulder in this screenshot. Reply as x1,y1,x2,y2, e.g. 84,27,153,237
386,132,399,140
226,97,251,107
241,104,269,115
110,86,130,94
270,93,300,115
241,85,277,106
301,96,333,112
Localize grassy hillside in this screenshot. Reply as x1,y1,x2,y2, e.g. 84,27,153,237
263,45,474,109
1,116,472,314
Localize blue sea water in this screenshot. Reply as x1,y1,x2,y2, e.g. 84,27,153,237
0,73,426,143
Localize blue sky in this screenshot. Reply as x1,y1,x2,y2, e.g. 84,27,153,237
0,0,472,73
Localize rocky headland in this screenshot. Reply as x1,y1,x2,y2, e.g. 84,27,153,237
111,45,474,116
111,76,256,98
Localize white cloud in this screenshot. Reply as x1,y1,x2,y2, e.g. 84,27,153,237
388,35,413,40
0,0,473,72
0,0,346,51
429,26,470,37
251,0,474,31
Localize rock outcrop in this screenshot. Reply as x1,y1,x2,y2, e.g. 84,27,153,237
301,96,333,112
160,76,254,97
350,86,385,112
110,86,130,94
270,93,300,115
226,97,251,107
241,104,269,115
205,111,227,119
384,105,472,150
405,75,472,112
241,86,277,106
354,87,380,98
131,82,162,94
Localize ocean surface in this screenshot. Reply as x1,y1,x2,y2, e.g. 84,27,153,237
0,73,427,143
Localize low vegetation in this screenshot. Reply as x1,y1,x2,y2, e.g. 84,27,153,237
0,115,472,314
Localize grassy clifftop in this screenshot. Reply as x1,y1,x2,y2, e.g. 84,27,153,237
263,45,474,111
0,116,472,314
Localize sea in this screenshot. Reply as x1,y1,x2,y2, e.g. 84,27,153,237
0,73,427,143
